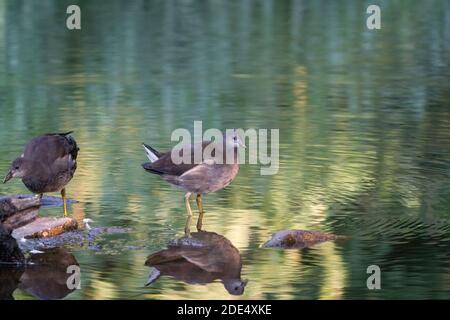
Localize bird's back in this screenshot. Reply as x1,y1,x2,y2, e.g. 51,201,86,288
143,140,238,177
23,132,78,165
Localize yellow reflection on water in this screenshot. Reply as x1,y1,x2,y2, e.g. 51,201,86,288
317,242,347,300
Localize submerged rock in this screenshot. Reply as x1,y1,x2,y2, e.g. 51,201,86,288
86,226,130,238
17,225,131,253
263,229,347,249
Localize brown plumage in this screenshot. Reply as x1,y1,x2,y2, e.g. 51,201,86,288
142,130,244,236
3,132,79,217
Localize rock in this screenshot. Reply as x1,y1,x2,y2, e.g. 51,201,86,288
1,195,79,239
17,225,131,252
18,231,85,252
0,194,76,213
0,195,41,221
12,217,78,240
263,229,347,249
2,208,40,230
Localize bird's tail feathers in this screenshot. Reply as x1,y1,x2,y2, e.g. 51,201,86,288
142,143,160,163
45,131,74,136
145,268,161,287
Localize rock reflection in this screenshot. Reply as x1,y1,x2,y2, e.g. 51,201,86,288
145,231,247,296
0,268,22,300
0,247,79,300
0,225,25,264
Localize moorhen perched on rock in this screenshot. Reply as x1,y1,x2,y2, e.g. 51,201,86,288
3,132,79,217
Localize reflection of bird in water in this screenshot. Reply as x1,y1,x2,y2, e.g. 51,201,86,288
142,130,244,236
0,247,79,300
145,231,247,295
3,132,79,217
19,248,79,300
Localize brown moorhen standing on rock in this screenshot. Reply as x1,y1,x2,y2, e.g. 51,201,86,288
142,129,244,237
3,132,79,217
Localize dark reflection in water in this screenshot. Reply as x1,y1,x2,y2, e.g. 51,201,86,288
0,225,25,264
0,268,22,300
145,232,246,296
0,248,78,300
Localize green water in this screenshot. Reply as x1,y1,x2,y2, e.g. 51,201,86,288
0,0,449,299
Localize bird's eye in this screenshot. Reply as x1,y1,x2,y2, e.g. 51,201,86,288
233,136,237,141
14,166,19,170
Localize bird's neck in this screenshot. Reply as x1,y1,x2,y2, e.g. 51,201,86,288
222,146,239,165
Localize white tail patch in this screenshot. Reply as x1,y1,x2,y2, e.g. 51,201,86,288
143,144,159,163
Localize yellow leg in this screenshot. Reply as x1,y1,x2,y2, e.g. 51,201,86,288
184,192,192,237
196,194,205,231
61,188,68,217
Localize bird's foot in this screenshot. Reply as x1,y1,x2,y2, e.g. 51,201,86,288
196,224,206,232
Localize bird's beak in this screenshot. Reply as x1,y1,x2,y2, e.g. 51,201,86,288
3,171,13,184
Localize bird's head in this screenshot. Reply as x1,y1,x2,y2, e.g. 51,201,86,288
224,129,246,149
3,158,30,183
223,278,248,296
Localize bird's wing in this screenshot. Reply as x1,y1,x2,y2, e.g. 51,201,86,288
144,141,215,176
143,152,199,176
23,133,77,164
178,159,228,183
49,154,76,175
